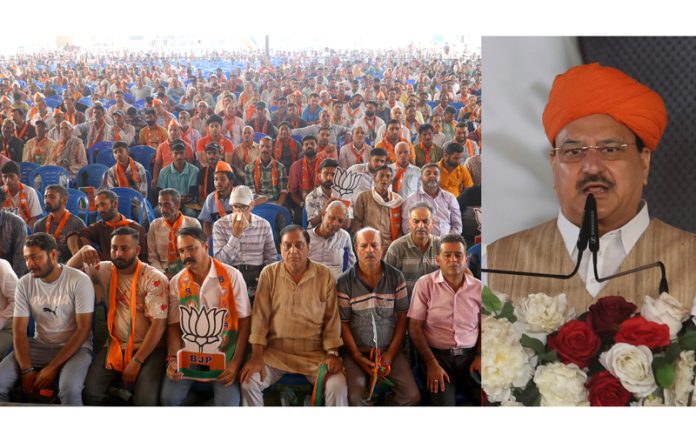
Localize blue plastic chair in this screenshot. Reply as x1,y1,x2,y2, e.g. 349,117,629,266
78,96,93,108
66,188,89,223
95,148,116,168
45,96,62,109
253,132,267,143
88,141,113,163
467,243,481,276
301,207,308,229
74,164,108,189
19,162,40,186
110,187,146,224
251,203,291,243
129,145,157,175
291,134,303,145
134,99,146,110
123,93,135,104
29,165,70,195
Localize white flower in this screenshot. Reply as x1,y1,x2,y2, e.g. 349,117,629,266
481,316,534,403
641,293,689,339
667,350,696,406
599,343,657,398
514,293,575,337
631,395,666,407
533,362,589,406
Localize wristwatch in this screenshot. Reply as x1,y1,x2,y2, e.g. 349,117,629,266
327,350,340,358
20,367,35,376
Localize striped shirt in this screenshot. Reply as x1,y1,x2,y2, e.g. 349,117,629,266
106,160,148,196
336,261,408,350
147,215,202,275
401,188,462,237
384,234,440,299
307,227,356,280
244,159,288,202
212,213,277,266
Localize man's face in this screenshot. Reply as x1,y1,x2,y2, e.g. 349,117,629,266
116,93,124,104
395,144,411,166
179,113,191,128
206,149,221,166
392,108,403,122
259,139,272,160
444,112,454,123
355,230,383,265
242,126,254,143
406,107,416,120
1,122,12,138
321,204,345,237
1,173,19,191
214,172,231,193
44,188,65,212
551,113,650,233
172,150,186,167
158,194,179,220
24,246,56,279
64,98,75,111
353,127,366,144
436,241,467,278
145,112,156,126
112,147,129,165
288,104,298,117
386,123,401,141
303,139,317,158
432,115,443,131
310,96,319,107
280,229,309,265
208,122,221,138
96,194,118,221
374,168,393,193
365,103,376,117
178,234,208,269
421,129,434,146
446,151,464,167
454,127,468,143
421,166,441,192
168,125,182,140
320,166,336,188
318,130,330,146
279,125,290,139
408,207,433,241
36,123,47,138
111,234,139,269
198,103,208,116
319,112,330,126
94,108,105,122
114,114,125,127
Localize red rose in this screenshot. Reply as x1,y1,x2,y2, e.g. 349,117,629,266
586,296,637,337
547,320,602,368
586,371,632,406
614,316,670,349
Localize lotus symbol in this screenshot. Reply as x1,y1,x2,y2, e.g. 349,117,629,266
331,167,360,199
179,305,228,354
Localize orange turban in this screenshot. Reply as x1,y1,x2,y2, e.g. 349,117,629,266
153,98,163,106
168,118,181,129
215,161,233,173
542,63,667,151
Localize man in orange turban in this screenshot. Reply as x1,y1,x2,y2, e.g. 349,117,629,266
487,63,696,313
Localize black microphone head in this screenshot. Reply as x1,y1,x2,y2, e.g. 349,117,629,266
587,193,600,253
577,193,594,252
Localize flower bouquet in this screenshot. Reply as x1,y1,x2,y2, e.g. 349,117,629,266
481,287,696,406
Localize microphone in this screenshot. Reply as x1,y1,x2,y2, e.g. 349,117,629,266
588,197,669,294
481,193,595,280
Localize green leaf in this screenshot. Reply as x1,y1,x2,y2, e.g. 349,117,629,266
512,379,540,406
539,350,558,364
653,357,675,389
679,330,696,351
664,342,681,363
499,301,517,322
482,286,502,316
520,334,546,355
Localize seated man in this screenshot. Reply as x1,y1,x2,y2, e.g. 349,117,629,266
345,148,388,206
138,109,168,149
414,124,444,168
152,119,196,188
68,227,168,406
244,136,288,206
67,189,148,263
1,161,43,226
385,202,440,298
213,186,277,293
106,141,148,197
307,200,356,280
401,163,462,237
105,110,136,146
230,126,259,178
438,142,474,198
352,165,404,249
240,225,348,406
389,141,421,200
161,227,251,406
199,161,236,238
288,135,320,224
0,258,15,357
409,234,481,406
33,184,86,263
305,159,345,229
337,228,419,406
0,188,28,275
44,120,88,180
156,140,199,217
338,126,372,170
196,115,234,165
147,188,202,279
0,233,94,405
22,120,54,164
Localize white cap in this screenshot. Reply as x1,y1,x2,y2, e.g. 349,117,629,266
229,185,253,206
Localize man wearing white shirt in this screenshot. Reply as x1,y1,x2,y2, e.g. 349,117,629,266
0,259,17,357
307,201,356,280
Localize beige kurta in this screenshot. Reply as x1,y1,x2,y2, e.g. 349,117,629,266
45,136,88,179
487,218,696,313
351,190,403,249
249,260,343,376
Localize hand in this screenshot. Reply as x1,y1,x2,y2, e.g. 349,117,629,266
380,349,396,369
470,354,481,374
33,365,59,390
21,371,37,395
216,360,241,387
81,245,101,266
324,355,343,375
231,213,249,238
426,359,450,394
122,359,142,385
352,353,375,376
166,358,183,382
240,356,264,385
151,177,158,188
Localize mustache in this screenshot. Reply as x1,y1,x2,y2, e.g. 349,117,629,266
183,258,196,264
576,174,615,191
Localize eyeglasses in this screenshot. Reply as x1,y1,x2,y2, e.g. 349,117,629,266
551,142,634,163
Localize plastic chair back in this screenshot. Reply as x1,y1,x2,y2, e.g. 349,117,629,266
19,162,40,186
254,132,267,143
74,164,109,189
88,141,113,163
95,148,116,168
66,188,89,223
129,145,157,175
251,203,291,243
110,187,146,224
29,165,70,195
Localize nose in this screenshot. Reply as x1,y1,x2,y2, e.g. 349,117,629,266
581,146,607,175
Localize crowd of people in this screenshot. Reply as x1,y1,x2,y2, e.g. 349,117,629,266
0,46,481,406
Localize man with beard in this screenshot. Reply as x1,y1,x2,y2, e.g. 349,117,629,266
345,148,389,205
288,135,320,222
248,102,276,139
337,227,419,406
161,226,251,406
67,189,149,263
138,109,169,149
385,202,440,298
401,164,462,237
338,126,372,169
352,166,404,249
212,186,276,293
272,122,301,172
343,93,364,127
69,227,168,406
0,119,24,162
438,142,474,198
304,159,343,228
199,161,236,238
12,108,35,144
1,161,43,226
147,188,201,279
390,142,421,200
107,141,148,196
376,119,415,164
33,185,86,263
44,120,88,180
0,233,94,405
22,120,54,164
271,97,289,127
414,124,443,168
244,136,288,206
105,110,135,146
231,126,259,176
307,200,356,280
75,103,111,149
285,102,307,129
195,115,234,165
443,122,479,160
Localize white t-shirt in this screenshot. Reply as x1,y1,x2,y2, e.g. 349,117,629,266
6,184,43,220
14,265,94,349
0,259,17,330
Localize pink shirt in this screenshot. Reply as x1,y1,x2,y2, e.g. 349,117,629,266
408,270,481,349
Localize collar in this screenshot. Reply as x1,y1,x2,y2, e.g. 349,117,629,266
557,200,650,258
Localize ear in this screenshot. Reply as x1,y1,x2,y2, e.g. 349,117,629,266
640,148,651,186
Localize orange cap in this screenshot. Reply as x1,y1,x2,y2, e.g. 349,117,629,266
215,161,233,173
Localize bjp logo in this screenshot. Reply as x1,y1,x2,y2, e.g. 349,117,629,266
179,305,228,354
